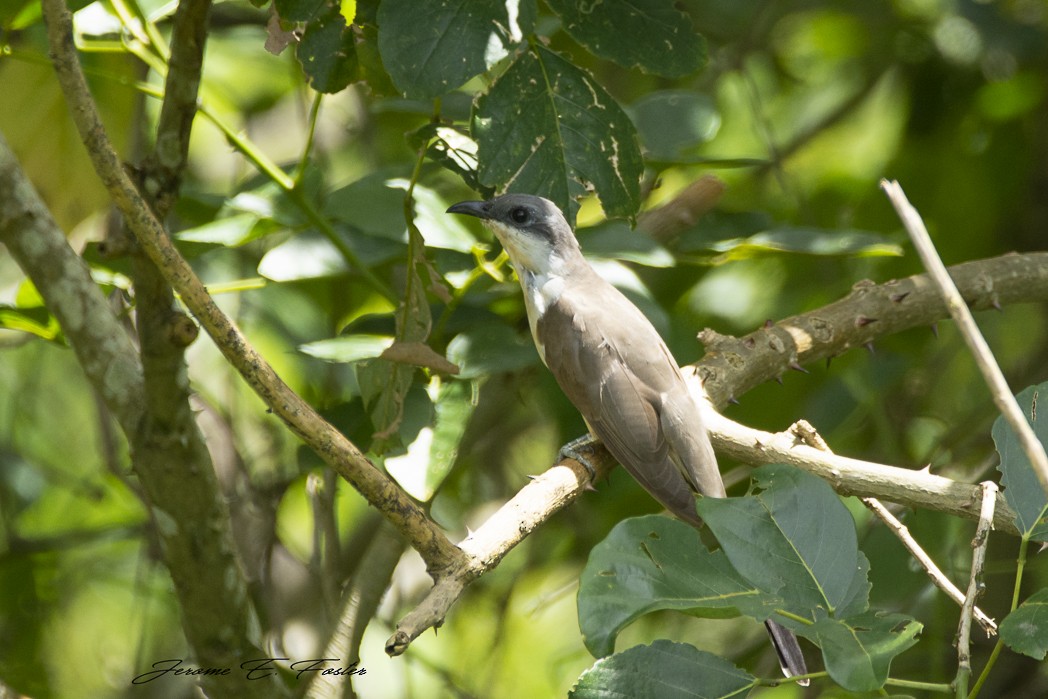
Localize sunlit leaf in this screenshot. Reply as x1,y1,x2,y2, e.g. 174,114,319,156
298,334,394,363
710,227,904,259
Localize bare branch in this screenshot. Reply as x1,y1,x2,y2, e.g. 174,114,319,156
704,410,1018,535
954,482,998,697
861,498,996,636
881,179,1048,494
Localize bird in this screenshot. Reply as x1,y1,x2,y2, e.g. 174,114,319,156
447,193,808,682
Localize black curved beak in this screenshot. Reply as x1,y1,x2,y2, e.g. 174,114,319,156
446,200,491,219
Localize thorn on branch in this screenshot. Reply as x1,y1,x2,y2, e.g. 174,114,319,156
788,361,808,374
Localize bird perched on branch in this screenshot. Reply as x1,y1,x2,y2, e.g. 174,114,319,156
448,193,808,683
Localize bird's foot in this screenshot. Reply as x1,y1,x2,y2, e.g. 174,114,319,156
558,435,600,481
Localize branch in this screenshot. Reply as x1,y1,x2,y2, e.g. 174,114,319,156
0,132,145,428
40,0,460,571
142,0,212,218
861,498,996,636
881,180,1048,494
703,411,1018,534
693,251,1048,408
386,448,604,655
954,482,997,698
386,253,1042,654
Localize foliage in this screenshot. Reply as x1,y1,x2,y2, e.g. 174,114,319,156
1,0,1048,698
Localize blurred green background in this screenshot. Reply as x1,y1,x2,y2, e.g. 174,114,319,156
1,0,1047,697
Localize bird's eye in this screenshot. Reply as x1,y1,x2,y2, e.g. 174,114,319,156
510,207,529,224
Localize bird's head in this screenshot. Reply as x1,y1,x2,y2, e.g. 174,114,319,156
447,194,580,275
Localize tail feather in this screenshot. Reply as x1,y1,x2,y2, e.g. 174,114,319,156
764,619,809,686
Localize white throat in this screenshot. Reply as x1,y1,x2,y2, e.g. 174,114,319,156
516,256,568,364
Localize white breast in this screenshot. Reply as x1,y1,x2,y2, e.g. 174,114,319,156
518,267,566,365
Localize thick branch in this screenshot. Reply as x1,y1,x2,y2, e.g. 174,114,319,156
40,0,461,573
0,133,144,427
703,411,1019,536
693,252,1048,407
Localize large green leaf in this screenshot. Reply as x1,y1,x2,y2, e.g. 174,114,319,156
377,0,535,98
298,334,394,363
547,0,707,78
386,378,475,501
576,222,674,268
473,45,643,224
999,587,1048,660
294,4,358,93
628,90,720,161
570,641,756,699
812,613,923,691
993,382,1048,541
577,516,783,658
445,323,540,379
697,464,869,617
709,227,903,259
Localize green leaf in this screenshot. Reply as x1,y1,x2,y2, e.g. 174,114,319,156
407,123,494,196
377,0,535,98
257,231,401,282
0,307,61,341
628,90,720,161
275,0,327,22
297,5,358,94
993,382,1048,541
577,516,783,658
547,0,707,78
175,213,263,246
324,173,478,252
697,464,869,617
812,613,923,691
577,222,674,268
386,378,475,501
298,334,394,363
570,640,756,699
710,227,904,259
999,587,1048,660
445,323,540,379
473,45,644,225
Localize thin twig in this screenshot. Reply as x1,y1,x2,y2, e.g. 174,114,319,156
954,482,997,698
861,498,996,635
881,179,1048,494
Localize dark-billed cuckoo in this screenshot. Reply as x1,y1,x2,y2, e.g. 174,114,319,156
448,194,808,682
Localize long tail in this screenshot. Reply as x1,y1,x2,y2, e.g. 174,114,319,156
764,619,809,686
